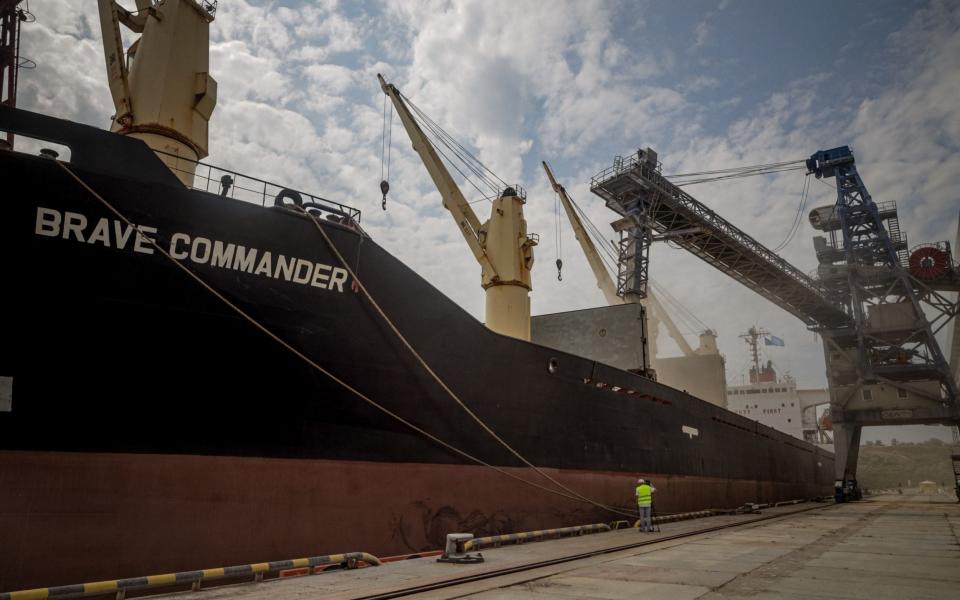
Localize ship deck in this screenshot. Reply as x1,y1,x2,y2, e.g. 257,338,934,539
135,494,959,600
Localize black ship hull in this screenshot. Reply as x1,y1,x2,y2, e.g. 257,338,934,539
0,108,833,590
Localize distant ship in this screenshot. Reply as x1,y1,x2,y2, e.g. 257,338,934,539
0,0,833,590
725,328,833,449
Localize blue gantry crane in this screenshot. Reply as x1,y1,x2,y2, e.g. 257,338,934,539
591,145,960,503
807,146,959,501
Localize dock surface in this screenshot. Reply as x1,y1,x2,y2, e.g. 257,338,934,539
149,494,960,599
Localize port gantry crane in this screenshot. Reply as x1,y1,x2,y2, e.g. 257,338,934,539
590,146,960,501
379,74,537,341
541,160,703,369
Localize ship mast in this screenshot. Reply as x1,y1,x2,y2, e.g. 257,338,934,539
379,74,536,341
1,0,31,149
97,0,218,186
740,326,769,383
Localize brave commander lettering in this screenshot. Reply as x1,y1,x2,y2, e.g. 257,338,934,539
33,206,349,292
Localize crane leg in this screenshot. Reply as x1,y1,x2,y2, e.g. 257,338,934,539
832,421,862,502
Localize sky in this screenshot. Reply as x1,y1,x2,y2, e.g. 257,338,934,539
13,0,960,442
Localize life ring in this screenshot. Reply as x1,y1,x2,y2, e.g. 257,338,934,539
908,245,949,280
274,188,303,208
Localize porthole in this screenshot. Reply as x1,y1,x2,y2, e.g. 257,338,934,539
548,358,559,374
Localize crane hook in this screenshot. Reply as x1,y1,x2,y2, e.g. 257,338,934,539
556,258,563,281
380,180,390,210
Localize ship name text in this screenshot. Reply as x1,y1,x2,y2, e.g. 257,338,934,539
33,206,349,292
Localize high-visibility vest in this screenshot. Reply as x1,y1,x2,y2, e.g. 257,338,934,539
636,484,653,505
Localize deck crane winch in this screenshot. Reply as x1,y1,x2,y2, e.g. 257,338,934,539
97,0,218,187
379,75,537,341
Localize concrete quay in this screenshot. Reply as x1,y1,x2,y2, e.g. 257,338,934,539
147,494,959,600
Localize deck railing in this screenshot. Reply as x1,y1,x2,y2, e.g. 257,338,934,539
155,150,362,224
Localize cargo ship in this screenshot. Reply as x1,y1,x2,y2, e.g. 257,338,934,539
0,0,833,591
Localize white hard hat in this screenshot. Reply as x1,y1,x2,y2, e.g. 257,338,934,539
637,478,645,484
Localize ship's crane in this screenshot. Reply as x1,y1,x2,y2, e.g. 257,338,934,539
590,146,960,502
97,0,218,186
541,160,699,360
543,161,621,307
379,75,537,341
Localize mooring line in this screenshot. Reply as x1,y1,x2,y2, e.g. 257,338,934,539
53,160,634,516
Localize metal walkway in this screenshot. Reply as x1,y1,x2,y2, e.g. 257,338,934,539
589,151,851,330
135,495,958,600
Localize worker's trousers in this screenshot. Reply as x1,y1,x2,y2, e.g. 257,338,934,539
638,504,652,531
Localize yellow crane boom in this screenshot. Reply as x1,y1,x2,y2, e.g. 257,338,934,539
543,161,622,307
379,75,536,340
378,75,493,276
542,161,697,358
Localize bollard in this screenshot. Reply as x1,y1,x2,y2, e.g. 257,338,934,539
437,533,484,564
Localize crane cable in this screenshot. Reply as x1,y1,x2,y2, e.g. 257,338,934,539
649,281,709,334
54,160,639,520
404,92,507,191
666,159,807,187
401,92,512,204
771,175,811,253
560,185,711,337
379,94,393,210
303,206,639,519
674,165,807,187
665,158,804,178
555,187,563,281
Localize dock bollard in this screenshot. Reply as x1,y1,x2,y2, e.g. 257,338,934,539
437,533,484,564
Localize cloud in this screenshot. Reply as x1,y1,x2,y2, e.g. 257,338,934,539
14,0,111,127
210,40,292,103
692,0,729,50
847,0,960,245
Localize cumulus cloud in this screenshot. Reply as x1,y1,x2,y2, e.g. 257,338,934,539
14,0,111,127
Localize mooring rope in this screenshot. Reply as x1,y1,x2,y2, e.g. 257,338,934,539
299,207,637,518
54,160,636,518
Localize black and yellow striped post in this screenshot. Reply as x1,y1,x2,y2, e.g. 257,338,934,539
0,552,381,600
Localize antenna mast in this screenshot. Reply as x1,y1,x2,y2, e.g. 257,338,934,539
1,0,33,149
740,326,769,383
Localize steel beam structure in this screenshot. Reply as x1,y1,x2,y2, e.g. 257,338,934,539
590,149,851,329
809,147,958,500
591,146,960,504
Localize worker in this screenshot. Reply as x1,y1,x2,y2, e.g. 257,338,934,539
635,478,656,532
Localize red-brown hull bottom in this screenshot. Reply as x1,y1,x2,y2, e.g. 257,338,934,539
0,450,826,590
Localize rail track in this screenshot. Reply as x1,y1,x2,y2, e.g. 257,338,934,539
353,500,835,599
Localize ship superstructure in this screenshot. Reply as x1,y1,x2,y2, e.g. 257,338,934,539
724,327,831,448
